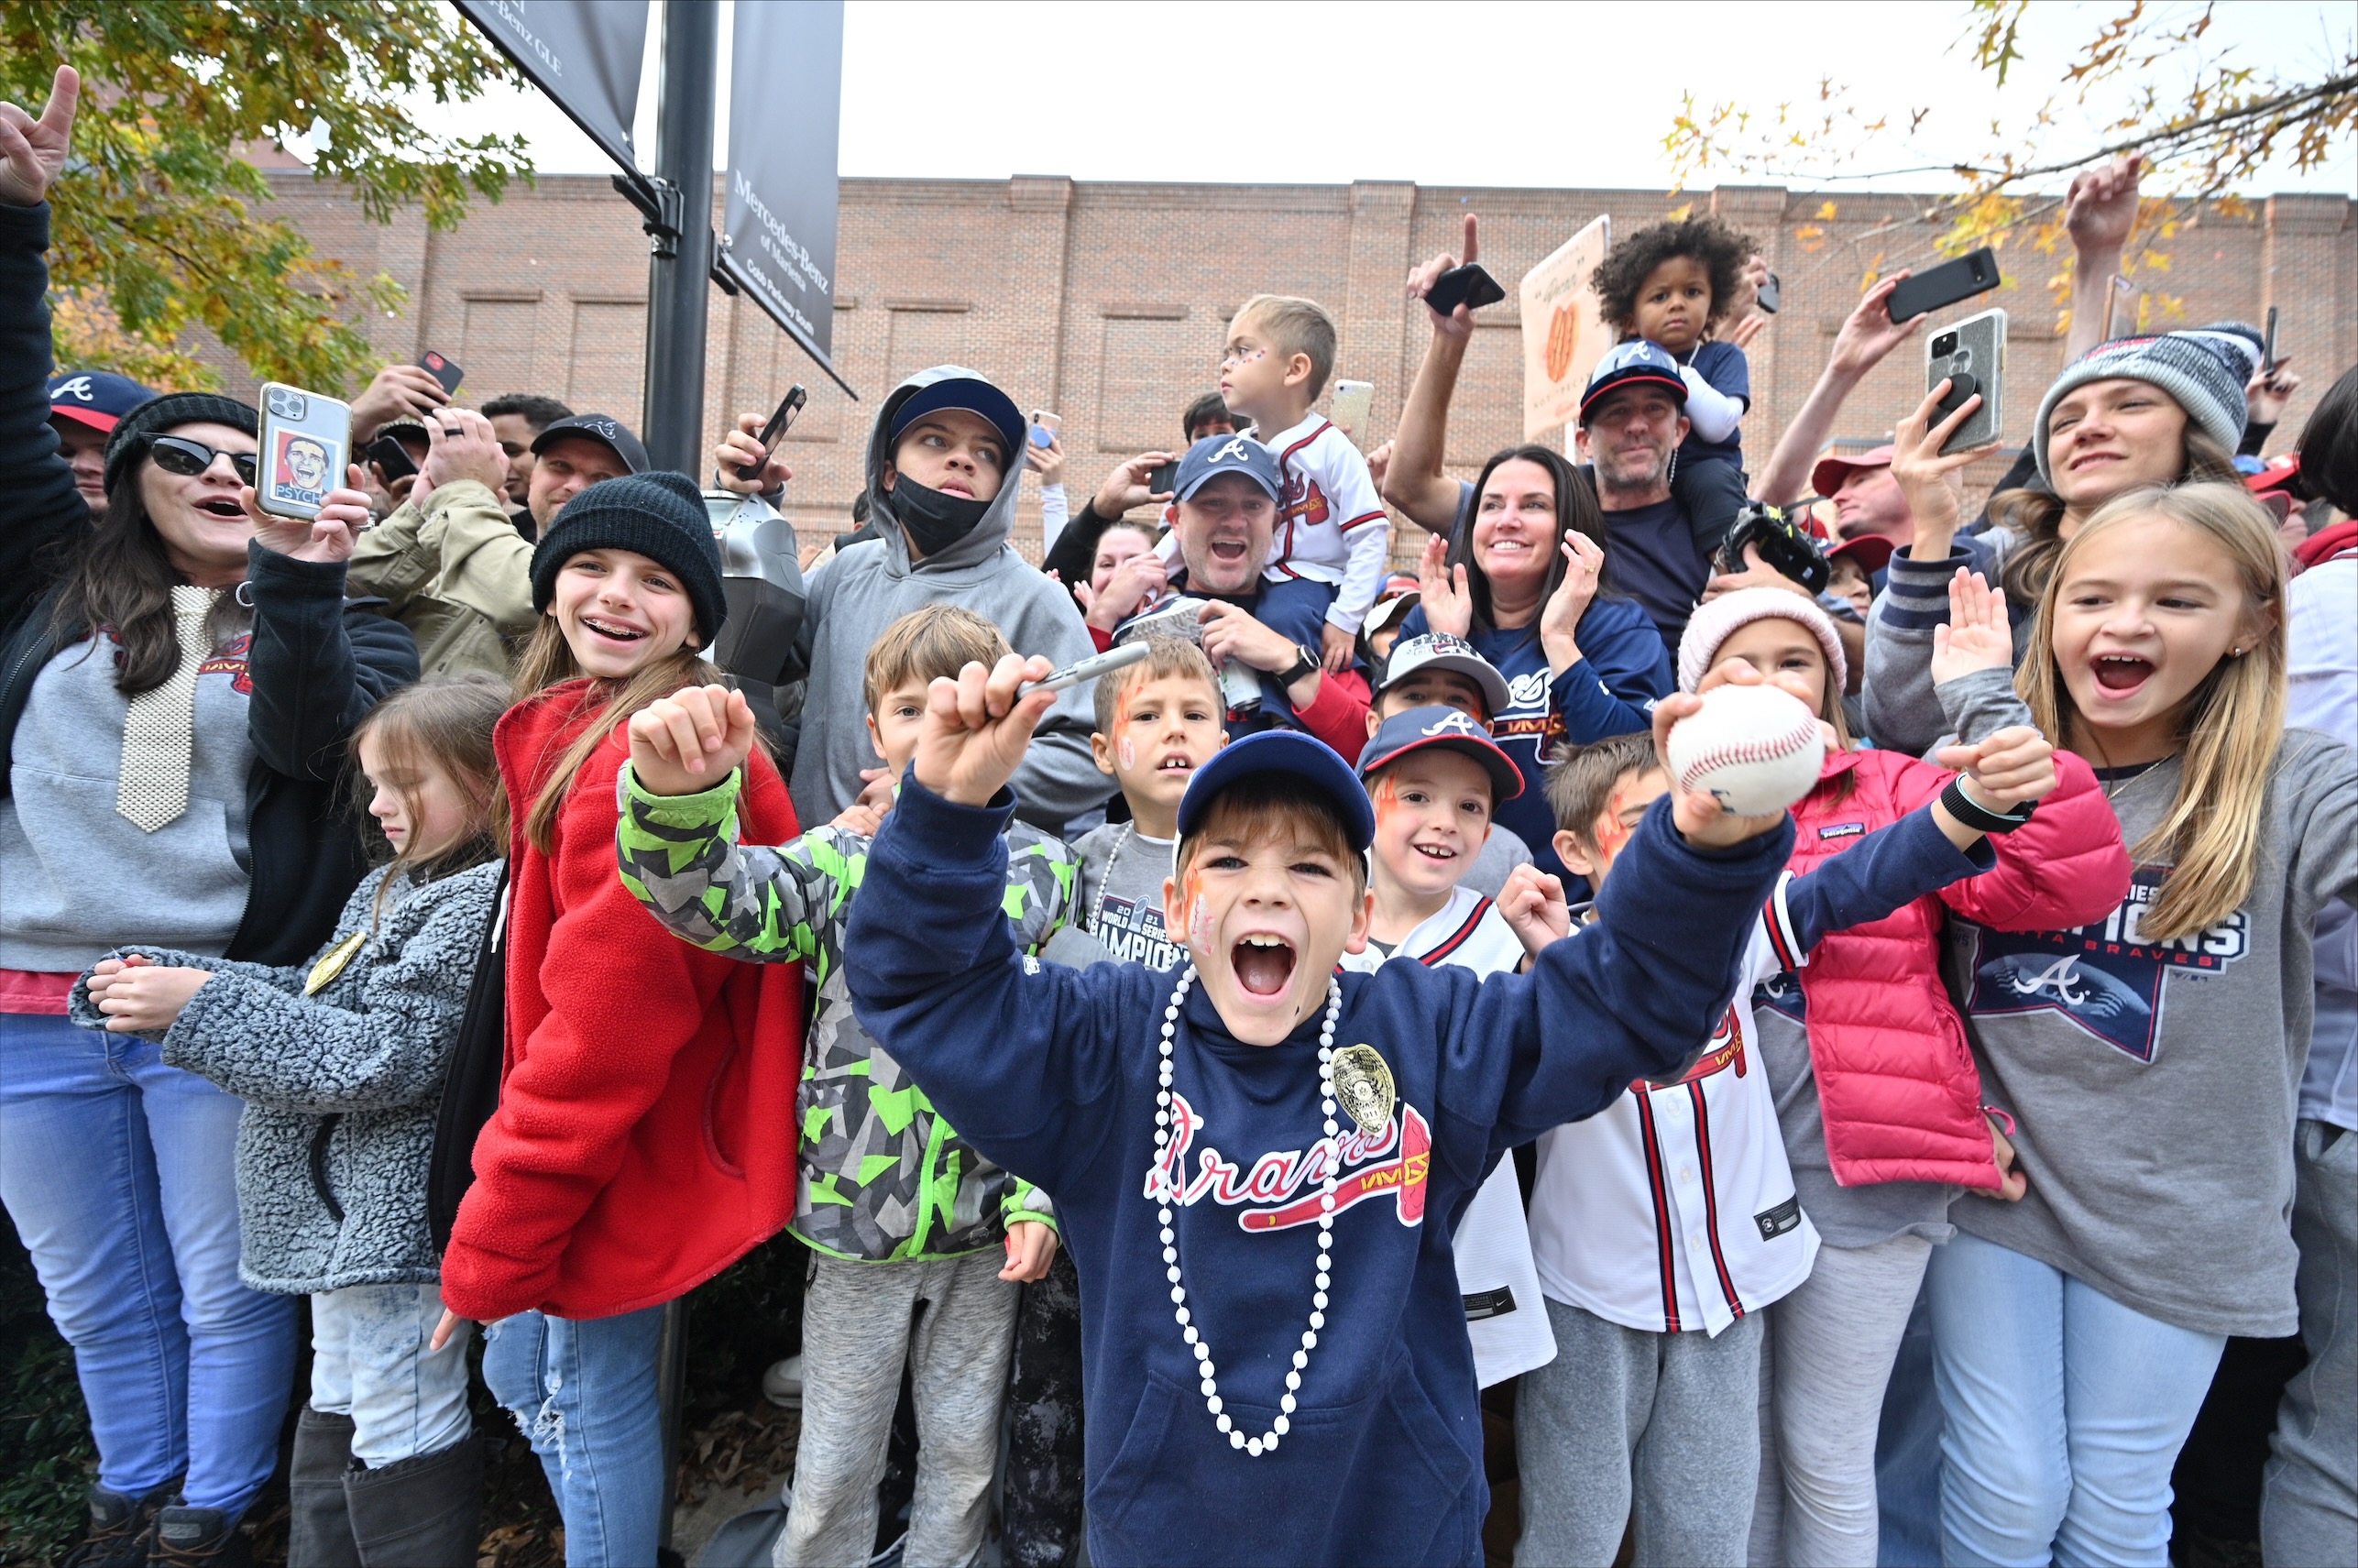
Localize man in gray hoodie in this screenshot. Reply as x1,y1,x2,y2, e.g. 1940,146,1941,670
718,366,1108,830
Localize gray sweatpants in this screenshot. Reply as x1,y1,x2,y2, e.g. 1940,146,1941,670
2263,1119,2358,1568
1748,1234,1931,1568
1515,1295,1763,1568
776,1250,1018,1568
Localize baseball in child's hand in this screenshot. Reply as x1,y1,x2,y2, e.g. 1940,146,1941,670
916,652,1059,807
627,684,756,796
1653,671,1802,849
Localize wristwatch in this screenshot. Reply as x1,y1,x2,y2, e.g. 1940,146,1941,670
1940,775,2035,834
1277,643,1322,687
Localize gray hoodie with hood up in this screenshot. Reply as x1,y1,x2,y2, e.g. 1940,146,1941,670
783,365,1108,829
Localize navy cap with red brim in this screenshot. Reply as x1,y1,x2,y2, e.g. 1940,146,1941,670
1175,729,1375,852
1356,706,1525,805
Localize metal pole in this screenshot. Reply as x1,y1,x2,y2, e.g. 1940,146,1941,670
642,0,719,477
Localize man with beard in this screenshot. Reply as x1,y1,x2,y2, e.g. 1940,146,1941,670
1571,342,1722,656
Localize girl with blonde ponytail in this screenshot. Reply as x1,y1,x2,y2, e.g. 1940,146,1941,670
1925,480,2356,1567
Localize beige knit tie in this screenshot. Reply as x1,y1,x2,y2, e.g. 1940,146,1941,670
116,586,218,833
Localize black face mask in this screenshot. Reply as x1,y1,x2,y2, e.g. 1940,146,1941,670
886,476,992,558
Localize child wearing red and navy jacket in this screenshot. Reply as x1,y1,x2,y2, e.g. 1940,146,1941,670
620,656,1799,1568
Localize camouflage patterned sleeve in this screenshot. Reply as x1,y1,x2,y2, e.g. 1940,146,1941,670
617,762,858,965
1004,828,1083,955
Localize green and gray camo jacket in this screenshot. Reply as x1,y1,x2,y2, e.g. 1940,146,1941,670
617,765,1078,1263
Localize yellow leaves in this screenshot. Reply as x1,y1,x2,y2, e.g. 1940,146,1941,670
1859,250,1888,291
1666,203,1694,222
1816,201,1840,220
1794,224,1828,254
2142,250,2173,273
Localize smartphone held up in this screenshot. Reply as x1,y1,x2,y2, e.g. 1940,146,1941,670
257,383,354,522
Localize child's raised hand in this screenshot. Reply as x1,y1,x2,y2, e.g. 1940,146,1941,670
916,653,1058,807
627,684,757,796
1001,1219,1059,1283
1497,864,1572,959
1416,533,1473,637
1934,725,2058,812
1651,668,1793,850
93,962,212,1032
1929,569,2013,685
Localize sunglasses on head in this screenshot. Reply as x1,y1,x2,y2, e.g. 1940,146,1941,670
148,434,258,486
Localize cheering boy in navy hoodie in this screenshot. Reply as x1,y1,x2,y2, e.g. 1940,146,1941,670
620,660,1796,1566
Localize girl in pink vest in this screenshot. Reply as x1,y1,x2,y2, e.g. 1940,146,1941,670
1673,587,2131,1567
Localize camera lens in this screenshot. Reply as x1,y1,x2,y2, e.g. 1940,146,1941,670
1933,334,1957,356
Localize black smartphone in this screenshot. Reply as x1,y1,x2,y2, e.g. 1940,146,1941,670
736,385,808,482
365,432,419,483
1146,459,1180,499
1424,262,1507,318
1755,271,1782,314
1885,248,2002,323
418,351,464,397
2262,306,2278,374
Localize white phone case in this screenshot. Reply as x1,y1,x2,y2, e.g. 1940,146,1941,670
1330,379,1374,448
256,382,354,522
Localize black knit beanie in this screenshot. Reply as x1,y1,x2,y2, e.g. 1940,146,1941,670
103,391,259,494
529,470,728,645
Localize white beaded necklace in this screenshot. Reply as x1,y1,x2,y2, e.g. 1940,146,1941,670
1153,961,1344,1457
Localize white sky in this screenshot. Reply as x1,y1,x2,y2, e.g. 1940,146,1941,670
417,0,2356,196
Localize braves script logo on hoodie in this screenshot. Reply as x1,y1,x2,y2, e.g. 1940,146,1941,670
1965,866,2248,1061
1146,1093,1432,1230
197,632,254,694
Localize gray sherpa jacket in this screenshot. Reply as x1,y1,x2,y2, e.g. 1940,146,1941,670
70,859,502,1295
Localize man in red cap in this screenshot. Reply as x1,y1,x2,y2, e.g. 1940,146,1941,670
46,368,152,517
1812,444,1915,546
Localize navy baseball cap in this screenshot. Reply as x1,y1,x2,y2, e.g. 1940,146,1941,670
532,413,648,475
1356,706,1524,804
1374,633,1512,717
1173,433,1283,503
889,374,1027,463
1176,729,1375,852
1577,340,1689,426
49,370,155,433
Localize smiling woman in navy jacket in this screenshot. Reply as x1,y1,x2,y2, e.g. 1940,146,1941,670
622,652,1793,1567
0,68,417,1568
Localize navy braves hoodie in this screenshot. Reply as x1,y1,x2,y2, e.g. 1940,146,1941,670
847,779,1793,1566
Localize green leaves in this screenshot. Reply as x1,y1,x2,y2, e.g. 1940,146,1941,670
2,0,533,392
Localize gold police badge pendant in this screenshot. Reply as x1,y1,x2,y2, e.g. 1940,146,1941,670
304,931,367,995
1330,1045,1396,1135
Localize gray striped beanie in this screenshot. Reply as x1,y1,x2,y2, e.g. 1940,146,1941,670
2032,328,2252,488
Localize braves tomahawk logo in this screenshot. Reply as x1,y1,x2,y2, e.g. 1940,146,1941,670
1965,866,2247,1061
1146,1093,1432,1231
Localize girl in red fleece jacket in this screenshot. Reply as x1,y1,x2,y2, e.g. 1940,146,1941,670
1670,586,2130,1568
435,471,801,1568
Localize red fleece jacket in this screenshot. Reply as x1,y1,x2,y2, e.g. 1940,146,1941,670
441,682,803,1321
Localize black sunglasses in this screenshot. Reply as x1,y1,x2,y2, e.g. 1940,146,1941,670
148,434,258,487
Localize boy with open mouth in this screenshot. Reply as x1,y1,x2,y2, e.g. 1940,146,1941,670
623,653,1798,1565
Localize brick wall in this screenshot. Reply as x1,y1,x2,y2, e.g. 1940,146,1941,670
206,171,2354,561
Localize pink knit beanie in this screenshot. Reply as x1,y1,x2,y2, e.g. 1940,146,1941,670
1675,587,1848,694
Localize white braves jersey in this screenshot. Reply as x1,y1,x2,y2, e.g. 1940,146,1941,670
1263,412,1391,633
1341,885,1556,1387
1528,919,1820,1337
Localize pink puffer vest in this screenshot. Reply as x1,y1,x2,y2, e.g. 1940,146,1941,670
1786,747,2130,1190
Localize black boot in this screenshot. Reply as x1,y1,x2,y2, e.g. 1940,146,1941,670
343,1434,484,1568
289,1407,362,1568
147,1507,253,1568
60,1481,176,1568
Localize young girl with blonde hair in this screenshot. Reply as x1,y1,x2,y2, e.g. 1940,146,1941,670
1928,480,2356,1567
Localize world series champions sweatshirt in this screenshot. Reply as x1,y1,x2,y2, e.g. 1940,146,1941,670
846,777,1793,1567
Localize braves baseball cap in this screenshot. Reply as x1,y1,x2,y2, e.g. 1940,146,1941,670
889,374,1027,463
1176,729,1375,853
1374,632,1512,717
1356,705,1524,804
49,370,155,433
532,413,648,475
1811,444,1896,499
1173,433,1284,503
1578,340,1689,427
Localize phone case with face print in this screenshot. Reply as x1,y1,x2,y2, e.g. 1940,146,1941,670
256,382,353,521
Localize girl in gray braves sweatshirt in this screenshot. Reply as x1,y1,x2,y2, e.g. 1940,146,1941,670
1923,484,2356,1567
73,677,510,1568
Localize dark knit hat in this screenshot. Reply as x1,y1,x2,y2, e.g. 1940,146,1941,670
2032,330,2250,488
529,470,727,644
103,391,258,494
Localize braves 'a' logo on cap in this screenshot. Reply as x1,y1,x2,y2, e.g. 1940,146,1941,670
1210,436,1254,465
587,418,620,439
1418,710,1488,740
52,375,94,402
1421,632,1475,656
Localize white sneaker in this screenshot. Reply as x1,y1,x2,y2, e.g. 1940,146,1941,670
762,1354,804,1409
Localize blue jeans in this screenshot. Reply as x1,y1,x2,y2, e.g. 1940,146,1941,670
1876,1281,1946,1567
311,1281,473,1467
0,1010,296,1517
1928,1229,2226,1567
482,1305,666,1568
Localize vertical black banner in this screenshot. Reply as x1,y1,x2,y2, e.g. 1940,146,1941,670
453,0,652,180
718,0,848,391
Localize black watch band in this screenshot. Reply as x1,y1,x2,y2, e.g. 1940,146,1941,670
1941,775,2035,834
1278,644,1322,686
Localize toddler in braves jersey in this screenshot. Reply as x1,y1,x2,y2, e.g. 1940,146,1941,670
1073,637,1229,970
1164,293,1389,674
735,649,1797,1567
1340,707,1555,1390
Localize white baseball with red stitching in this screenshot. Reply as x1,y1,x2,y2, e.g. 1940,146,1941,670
1665,685,1826,816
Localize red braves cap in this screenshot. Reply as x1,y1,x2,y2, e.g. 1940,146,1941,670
1811,444,1896,499
1826,533,1895,575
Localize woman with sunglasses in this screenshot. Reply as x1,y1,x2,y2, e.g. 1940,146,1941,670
0,67,420,1568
